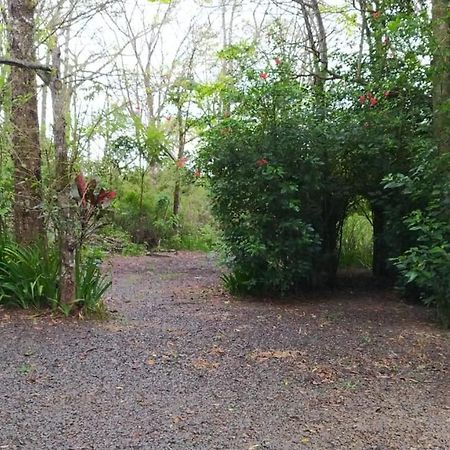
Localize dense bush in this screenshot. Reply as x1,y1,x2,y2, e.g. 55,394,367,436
204,120,321,292
388,153,450,327
112,176,173,247
200,52,352,294
75,255,111,317
200,32,434,298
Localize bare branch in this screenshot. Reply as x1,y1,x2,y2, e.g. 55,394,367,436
0,56,52,72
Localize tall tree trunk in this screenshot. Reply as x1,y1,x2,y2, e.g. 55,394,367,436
173,106,185,220
431,0,450,155
7,0,45,245
51,45,76,306
295,0,339,285
39,52,50,147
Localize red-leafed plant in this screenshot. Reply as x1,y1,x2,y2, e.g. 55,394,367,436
73,173,117,244
75,174,117,208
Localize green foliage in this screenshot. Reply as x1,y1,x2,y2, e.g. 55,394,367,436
112,176,173,247
168,224,218,252
394,222,450,327
18,363,33,375
110,166,217,251
0,238,110,316
0,240,58,309
388,154,450,327
200,54,351,294
200,3,434,294
84,226,146,257
221,271,252,296
0,153,13,232
75,256,111,317
122,242,146,256
340,213,373,269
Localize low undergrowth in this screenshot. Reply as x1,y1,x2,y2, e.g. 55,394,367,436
0,239,110,317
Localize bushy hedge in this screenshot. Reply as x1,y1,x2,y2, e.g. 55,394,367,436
387,153,450,327
200,53,350,294
205,120,324,293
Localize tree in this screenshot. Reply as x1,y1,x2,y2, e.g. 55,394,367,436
6,0,45,245
431,0,449,155
51,42,76,305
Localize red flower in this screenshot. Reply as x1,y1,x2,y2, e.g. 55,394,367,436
369,97,378,107
256,158,268,167
259,72,268,80
176,157,188,168
274,57,282,66
384,90,391,97
372,10,381,19
359,95,366,104
194,169,201,178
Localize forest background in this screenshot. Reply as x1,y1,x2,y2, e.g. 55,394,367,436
0,0,448,325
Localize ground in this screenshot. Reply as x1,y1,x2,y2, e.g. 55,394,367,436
0,252,449,450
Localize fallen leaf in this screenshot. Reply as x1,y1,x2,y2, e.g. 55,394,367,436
208,346,225,356
192,359,219,370
249,350,301,362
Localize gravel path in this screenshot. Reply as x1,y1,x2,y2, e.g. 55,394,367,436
0,252,449,450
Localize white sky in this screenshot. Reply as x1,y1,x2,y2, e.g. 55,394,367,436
38,0,354,159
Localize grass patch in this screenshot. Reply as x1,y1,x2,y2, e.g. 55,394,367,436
340,213,373,269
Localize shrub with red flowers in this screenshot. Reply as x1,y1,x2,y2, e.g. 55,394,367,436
199,53,349,294
199,11,434,298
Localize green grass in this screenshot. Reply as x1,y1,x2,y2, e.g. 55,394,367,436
339,213,373,269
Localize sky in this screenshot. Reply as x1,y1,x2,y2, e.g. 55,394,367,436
38,0,354,159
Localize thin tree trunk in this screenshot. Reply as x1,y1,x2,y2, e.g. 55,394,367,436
431,0,450,155
173,106,185,219
7,0,45,245
372,205,388,277
173,178,181,218
40,52,50,148
51,45,76,306
310,0,328,88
